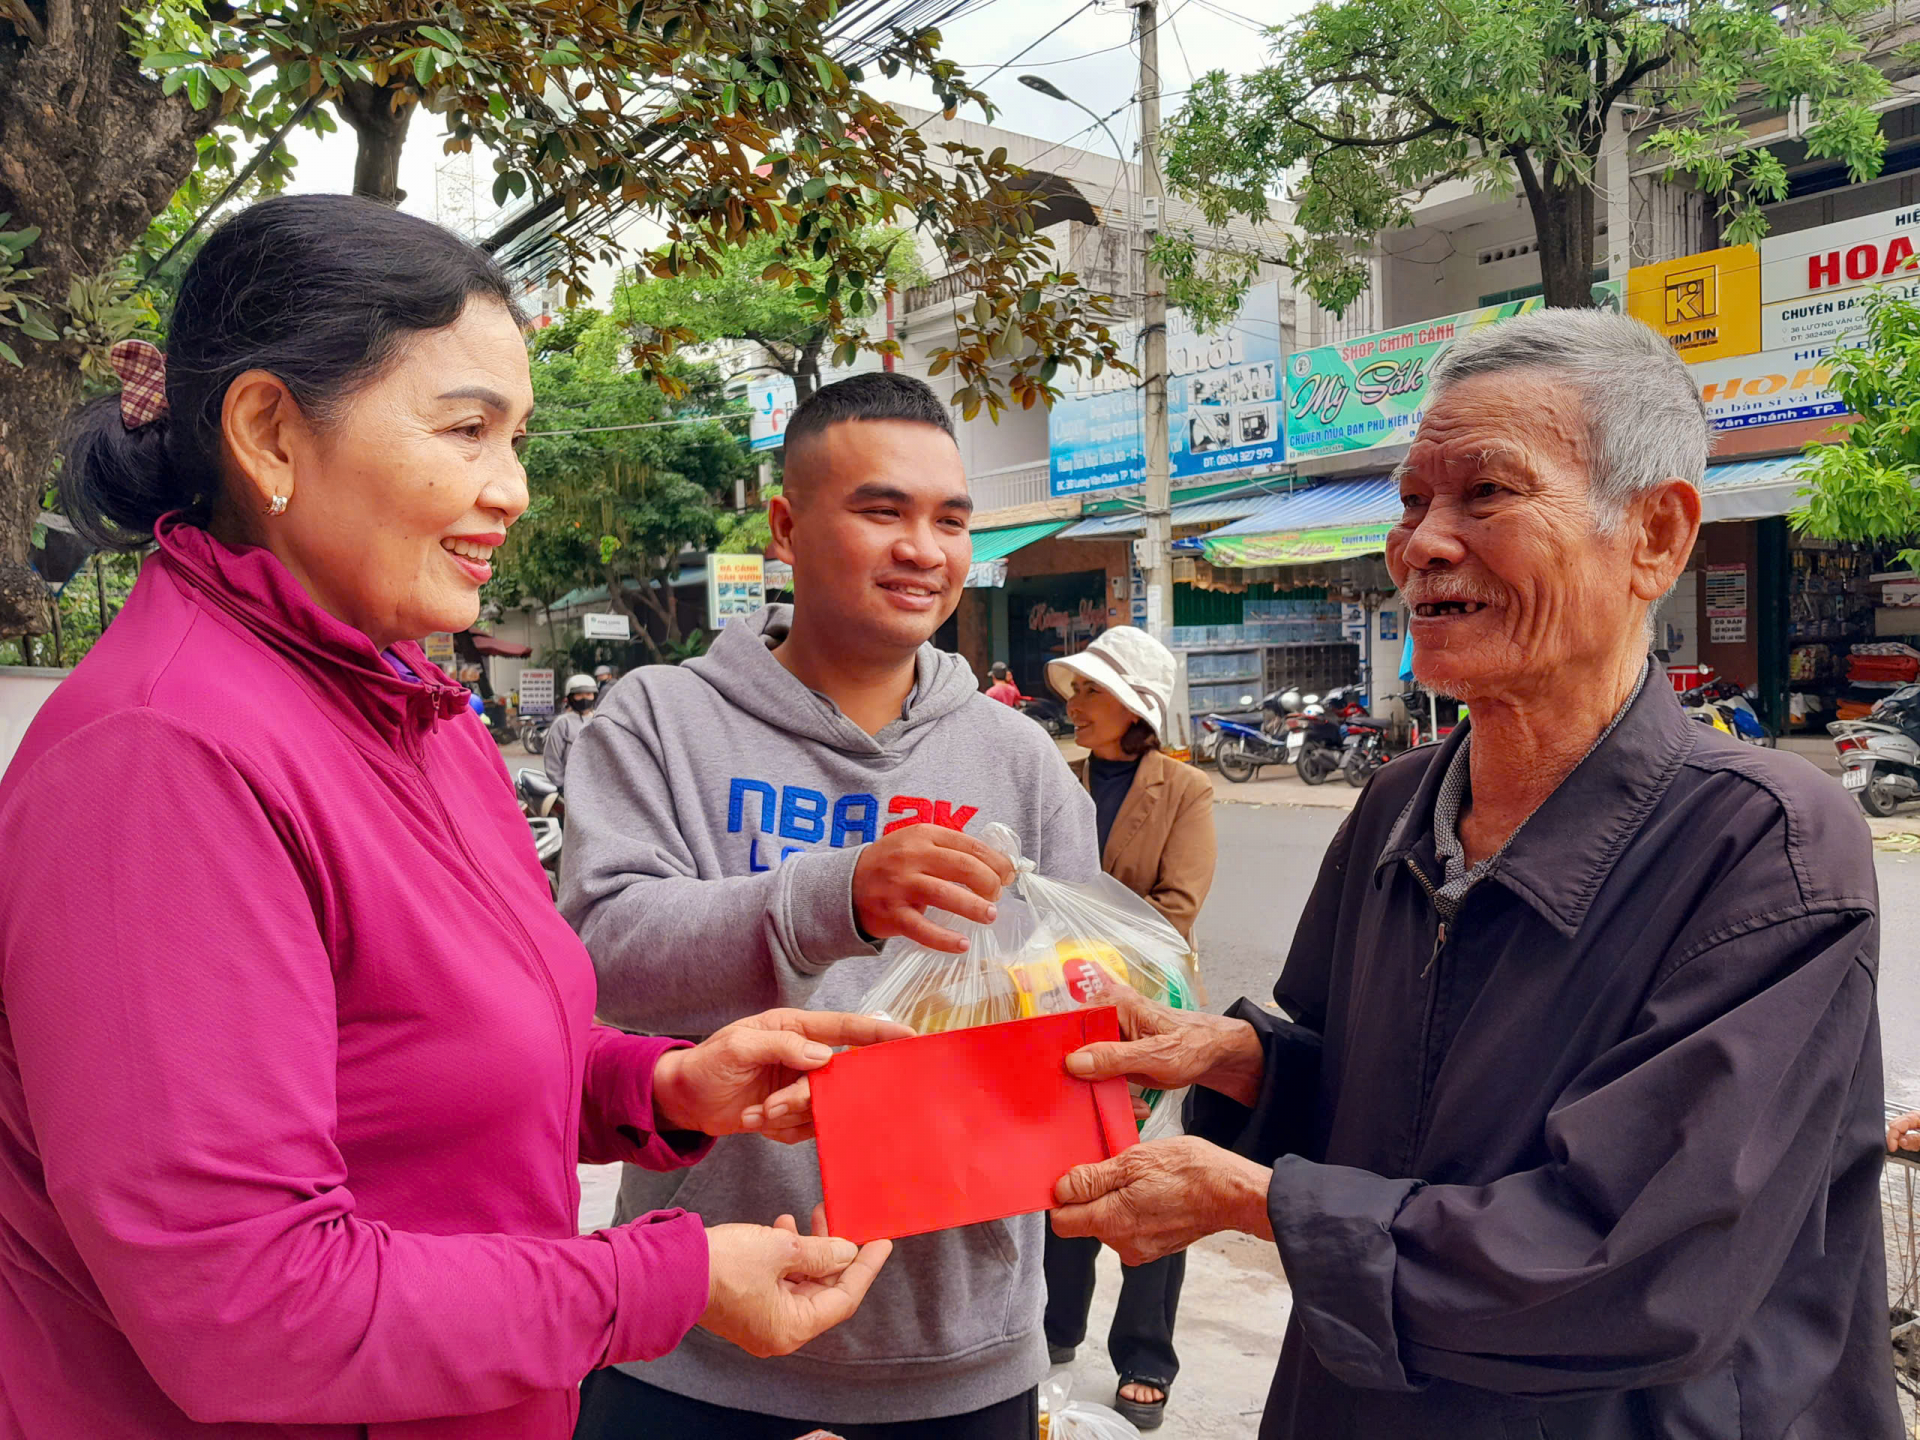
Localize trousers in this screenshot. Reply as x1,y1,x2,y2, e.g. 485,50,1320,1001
1041,1232,1184,1387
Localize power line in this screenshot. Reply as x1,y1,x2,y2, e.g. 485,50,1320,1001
1185,0,1270,32
966,0,1100,88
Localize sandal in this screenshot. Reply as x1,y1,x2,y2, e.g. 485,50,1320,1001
1114,1378,1168,1432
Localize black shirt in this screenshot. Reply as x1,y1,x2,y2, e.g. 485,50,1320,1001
1190,669,1899,1440
1087,755,1139,856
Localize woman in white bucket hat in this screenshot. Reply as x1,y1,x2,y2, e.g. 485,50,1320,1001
1040,626,1216,1431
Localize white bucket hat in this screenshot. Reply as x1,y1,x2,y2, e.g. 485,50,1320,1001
1047,626,1177,741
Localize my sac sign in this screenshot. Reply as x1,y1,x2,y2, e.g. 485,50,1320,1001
1760,202,1920,350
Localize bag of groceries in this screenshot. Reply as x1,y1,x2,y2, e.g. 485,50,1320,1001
856,822,1200,1136
1037,1377,1141,1439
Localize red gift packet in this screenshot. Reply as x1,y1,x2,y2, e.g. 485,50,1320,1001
810,1007,1139,1244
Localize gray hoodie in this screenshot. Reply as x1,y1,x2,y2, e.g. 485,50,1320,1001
559,606,1100,1424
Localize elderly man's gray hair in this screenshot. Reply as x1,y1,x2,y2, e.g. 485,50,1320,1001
1427,309,1710,531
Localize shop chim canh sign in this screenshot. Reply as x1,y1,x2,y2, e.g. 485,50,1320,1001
1282,298,1544,461
1759,202,1920,350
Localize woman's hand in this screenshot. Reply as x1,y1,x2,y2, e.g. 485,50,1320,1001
1051,1136,1273,1266
652,1010,912,1144
1063,981,1266,1106
699,1208,893,1357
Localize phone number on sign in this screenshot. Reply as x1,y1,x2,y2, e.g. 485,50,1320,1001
1202,446,1277,469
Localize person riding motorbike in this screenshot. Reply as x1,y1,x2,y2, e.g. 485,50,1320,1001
544,674,598,789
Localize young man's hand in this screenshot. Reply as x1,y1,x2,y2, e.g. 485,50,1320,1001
851,826,1017,954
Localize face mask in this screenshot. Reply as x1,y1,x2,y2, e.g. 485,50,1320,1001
569,695,593,713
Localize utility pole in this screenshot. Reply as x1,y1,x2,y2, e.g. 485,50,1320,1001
1132,0,1170,646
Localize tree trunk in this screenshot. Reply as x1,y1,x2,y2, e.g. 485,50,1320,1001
794,331,827,401
601,564,665,662
0,2,218,637
1514,153,1598,309
337,81,416,205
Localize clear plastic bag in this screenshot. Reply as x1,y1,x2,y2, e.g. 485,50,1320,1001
857,822,1200,1134
1038,1377,1141,1439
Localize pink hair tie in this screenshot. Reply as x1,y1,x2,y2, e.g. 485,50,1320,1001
109,339,168,429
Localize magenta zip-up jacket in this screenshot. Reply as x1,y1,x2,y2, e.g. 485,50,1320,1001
0,520,711,1438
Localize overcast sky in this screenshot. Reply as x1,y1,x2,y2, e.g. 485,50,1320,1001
280,0,1287,230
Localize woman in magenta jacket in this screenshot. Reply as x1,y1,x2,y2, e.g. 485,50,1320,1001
0,195,897,1439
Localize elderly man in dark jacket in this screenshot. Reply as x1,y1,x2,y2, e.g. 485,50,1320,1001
1054,309,1899,1439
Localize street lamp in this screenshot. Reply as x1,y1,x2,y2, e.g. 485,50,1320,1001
1017,74,1138,307
1017,75,1134,218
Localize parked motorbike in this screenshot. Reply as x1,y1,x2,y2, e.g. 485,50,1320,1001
1204,697,1291,783
1340,714,1393,787
517,714,552,755
1017,692,1076,739
516,768,565,896
1830,683,1920,818
1680,675,1774,747
1275,687,1365,786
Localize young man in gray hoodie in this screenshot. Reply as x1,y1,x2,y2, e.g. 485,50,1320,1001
562,372,1101,1439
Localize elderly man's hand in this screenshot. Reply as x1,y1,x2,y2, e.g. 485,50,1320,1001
1063,981,1266,1106
1051,1136,1274,1266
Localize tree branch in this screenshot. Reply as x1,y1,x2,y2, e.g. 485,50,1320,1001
0,0,47,47
141,94,320,279
1510,145,1548,218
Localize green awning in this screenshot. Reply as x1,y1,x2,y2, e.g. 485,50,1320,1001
1080,477,1272,517
970,519,1068,562
966,520,1068,589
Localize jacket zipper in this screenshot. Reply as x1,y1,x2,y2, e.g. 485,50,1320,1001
1404,856,1447,1166
405,715,581,1171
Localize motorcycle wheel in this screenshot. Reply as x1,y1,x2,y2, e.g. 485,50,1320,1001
1299,749,1335,786
1859,778,1901,818
1217,739,1258,784
1344,754,1375,788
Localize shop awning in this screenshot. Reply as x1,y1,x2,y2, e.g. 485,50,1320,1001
1197,477,1401,568
1698,456,1811,524
1056,489,1277,541
965,519,1068,588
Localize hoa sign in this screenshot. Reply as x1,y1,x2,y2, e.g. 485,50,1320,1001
1759,203,1920,349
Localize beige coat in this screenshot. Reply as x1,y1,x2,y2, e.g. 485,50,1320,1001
1072,747,1217,944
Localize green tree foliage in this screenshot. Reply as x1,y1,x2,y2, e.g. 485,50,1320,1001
1154,0,1894,322
0,0,1126,639
1792,283,1920,574
489,315,749,661
616,226,924,401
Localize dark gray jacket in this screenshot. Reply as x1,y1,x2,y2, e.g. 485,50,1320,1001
1192,674,1899,1439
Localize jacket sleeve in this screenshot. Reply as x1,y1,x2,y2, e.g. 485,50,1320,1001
1142,769,1217,943
1266,905,1881,1396
1035,747,1102,885
559,697,877,1035
0,714,709,1426
578,1027,716,1170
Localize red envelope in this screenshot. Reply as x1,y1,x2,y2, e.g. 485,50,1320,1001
810,1007,1139,1244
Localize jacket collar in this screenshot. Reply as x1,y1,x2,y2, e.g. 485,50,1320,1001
155,517,474,745
1074,749,1170,869
1373,664,1697,938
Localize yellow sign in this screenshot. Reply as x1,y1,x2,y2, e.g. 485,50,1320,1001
1626,244,1761,362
